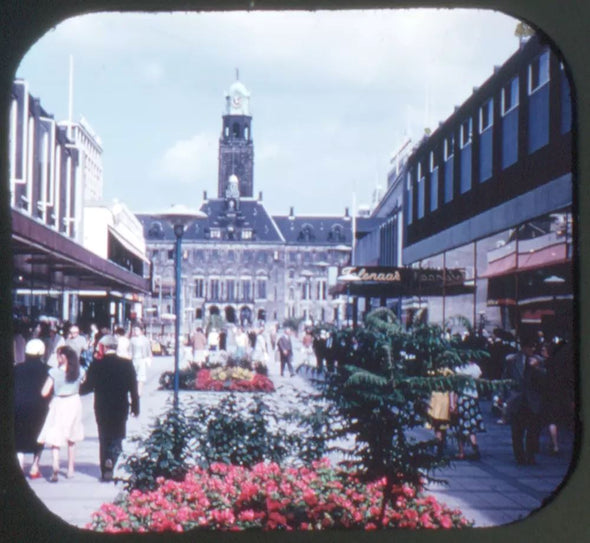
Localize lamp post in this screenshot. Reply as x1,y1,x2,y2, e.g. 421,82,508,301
154,204,207,409
337,272,360,328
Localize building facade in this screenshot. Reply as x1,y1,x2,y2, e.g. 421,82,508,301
64,116,104,204
138,78,354,337
9,79,149,327
10,79,80,241
356,34,574,339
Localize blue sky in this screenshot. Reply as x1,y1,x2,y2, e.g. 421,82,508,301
15,9,520,216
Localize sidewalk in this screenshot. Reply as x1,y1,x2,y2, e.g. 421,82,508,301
22,352,575,529
295,361,575,528
421,399,574,527
23,355,173,528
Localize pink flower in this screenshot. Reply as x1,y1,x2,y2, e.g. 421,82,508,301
439,515,453,529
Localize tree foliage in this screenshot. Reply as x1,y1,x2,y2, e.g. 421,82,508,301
315,308,497,521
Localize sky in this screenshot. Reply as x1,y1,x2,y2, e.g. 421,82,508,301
15,9,522,217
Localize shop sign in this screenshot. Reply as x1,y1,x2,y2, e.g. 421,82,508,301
341,266,466,288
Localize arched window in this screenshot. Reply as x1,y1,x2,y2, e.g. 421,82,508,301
232,122,241,138
148,221,164,239
297,223,315,242
327,224,345,242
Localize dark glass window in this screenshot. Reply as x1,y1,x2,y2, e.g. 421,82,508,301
502,76,519,113
417,164,425,219
406,171,413,225
444,135,454,203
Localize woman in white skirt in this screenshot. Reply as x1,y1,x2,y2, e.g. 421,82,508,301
37,345,85,482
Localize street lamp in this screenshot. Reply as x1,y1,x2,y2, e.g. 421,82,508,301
153,204,207,409
337,272,360,328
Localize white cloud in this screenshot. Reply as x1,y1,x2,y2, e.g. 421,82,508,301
20,9,525,215
256,142,282,161
138,60,164,83
154,133,217,185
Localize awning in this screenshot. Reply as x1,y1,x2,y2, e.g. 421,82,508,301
482,242,568,278
518,243,567,271
487,263,572,307
481,253,517,278
12,209,150,294
108,225,150,264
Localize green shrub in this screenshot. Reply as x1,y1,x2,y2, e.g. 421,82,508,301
121,393,330,492
122,405,195,492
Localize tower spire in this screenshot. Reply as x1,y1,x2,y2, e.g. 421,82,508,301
235,67,239,81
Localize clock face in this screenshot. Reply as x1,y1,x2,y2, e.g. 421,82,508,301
232,95,242,108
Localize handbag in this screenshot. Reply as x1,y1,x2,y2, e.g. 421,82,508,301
428,391,451,422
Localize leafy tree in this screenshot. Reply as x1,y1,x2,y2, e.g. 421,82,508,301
318,308,496,522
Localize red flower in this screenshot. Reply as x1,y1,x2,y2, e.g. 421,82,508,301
439,515,453,529
89,461,471,532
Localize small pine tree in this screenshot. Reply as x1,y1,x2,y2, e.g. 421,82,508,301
321,308,494,522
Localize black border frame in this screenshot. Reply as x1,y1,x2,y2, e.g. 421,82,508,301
0,2,586,542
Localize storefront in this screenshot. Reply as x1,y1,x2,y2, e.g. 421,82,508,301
334,265,474,328
12,209,150,328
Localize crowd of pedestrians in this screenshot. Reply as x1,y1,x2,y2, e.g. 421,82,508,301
187,323,275,368
297,323,575,467
13,318,144,483
13,315,575,487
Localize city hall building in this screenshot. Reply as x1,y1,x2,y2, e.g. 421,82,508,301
355,34,574,340
137,79,358,335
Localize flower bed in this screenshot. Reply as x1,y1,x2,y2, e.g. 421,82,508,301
195,368,274,392
88,459,472,532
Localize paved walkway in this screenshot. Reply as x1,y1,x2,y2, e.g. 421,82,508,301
22,352,575,530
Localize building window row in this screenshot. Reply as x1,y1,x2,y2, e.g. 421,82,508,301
9,82,80,239
191,276,268,302
405,46,570,227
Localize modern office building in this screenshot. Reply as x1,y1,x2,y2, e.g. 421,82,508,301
355,34,574,339
61,115,104,204
9,79,149,328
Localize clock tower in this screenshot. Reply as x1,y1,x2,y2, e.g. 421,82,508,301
218,75,254,198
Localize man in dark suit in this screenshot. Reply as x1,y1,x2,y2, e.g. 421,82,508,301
80,335,139,481
504,337,546,465
277,327,295,377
